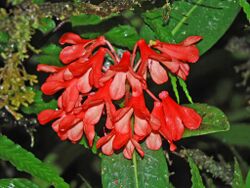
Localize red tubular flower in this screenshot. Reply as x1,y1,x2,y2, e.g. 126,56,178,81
99,51,145,99
151,91,202,151
37,32,203,159
136,36,201,82
59,32,106,64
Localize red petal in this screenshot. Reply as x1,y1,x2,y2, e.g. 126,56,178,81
134,115,150,137
37,64,62,73
148,60,168,84
179,106,202,130
59,44,85,64
146,132,162,150
41,81,65,95
77,69,92,93
131,139,144,157
127,72,143,97
59,32,91,45
59,114,80,131
68,58,91,77
84,124,95,146
68,122,84,142
155,42,200,63
114,108,133,134
62,82,79,112
179,36,202,46
38,109,62,125
110,51,131,72
110,72,126,100
96,132,114,148
84,103,104,125
102,137,115,155
113,132,130,150
89,48,106,88
123,140,134,159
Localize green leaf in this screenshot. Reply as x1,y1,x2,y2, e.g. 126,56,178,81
188,157,205,188
169,73,180,104
0,179,39,188
240,0,250,20
0,135,69,188
0,31,9,43
246,170,250,188
166,0,240,54
139,24,156,43
232,159,245,188
101,144,171,188
70,14,102,27
183,103,230,138
178,78,193,104
32,44,62,66
36,18,56,34
21,88,57,115
104,25,140,49
79,136,98,154
142,9,175,42
32,0,44,5
211,124,250,147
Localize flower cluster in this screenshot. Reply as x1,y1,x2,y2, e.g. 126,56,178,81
37,33,202,159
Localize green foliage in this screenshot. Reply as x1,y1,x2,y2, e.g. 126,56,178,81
183,103,230,137
239,0,250,20
101,144,171,188
70,14,102,27
0,135,69,188
79,136,98,154
0,31,9,43
169,73,180,104
139,24,156,43
178,78,193,104
34,18,56,34
0,179,39,188
104,25,140,49
21,88,57,115
32,44,62,66
166,0,240,54
246,170,250,188
142,8,174,42
188,157,205,188
232,159,245,188
211,124,250,147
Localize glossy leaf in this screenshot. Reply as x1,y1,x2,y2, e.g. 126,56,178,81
21,88,57,115
246,170,250,188
139,24,156,43
0,135,69,188
211,124,250,147
104,25,140,49
35,18,56,34
101,144,171,188
188,157,205,188
232,159,245,188
183,103,230,137
142,9,174,42
32,44,62,66
166,0,240,54
0,179,39,188
70,14,102,27
240,0,250,20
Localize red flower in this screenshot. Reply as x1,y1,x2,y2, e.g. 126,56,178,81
99,51,145,99
151,91,202,151
37,33,203,159
135,36,201,81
